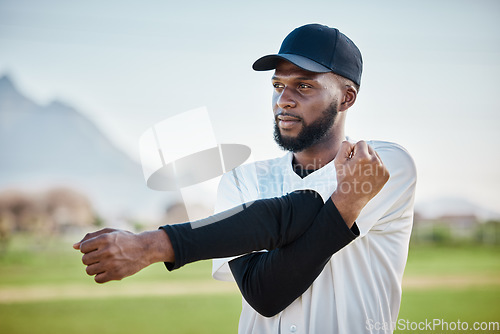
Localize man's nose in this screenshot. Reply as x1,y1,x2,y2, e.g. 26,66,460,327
276,87,297,109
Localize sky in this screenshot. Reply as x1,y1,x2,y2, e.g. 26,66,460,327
1,0,499,214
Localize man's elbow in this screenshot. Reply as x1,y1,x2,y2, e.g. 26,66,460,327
241,291,286,318
248,298,283,318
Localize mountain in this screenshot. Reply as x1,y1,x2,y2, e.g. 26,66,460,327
0,75,174,220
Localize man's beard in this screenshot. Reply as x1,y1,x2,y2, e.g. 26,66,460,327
273,102,338,153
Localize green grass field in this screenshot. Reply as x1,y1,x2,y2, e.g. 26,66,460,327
1,235,499,334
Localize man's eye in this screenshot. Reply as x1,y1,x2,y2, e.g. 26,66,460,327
273,83,283,89
299,84,310,89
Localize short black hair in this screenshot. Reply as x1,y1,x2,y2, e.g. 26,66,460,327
333,73,360,93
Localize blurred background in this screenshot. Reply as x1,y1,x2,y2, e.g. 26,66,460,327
1,1,499,333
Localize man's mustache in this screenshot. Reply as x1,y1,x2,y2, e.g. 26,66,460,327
275,111,303,122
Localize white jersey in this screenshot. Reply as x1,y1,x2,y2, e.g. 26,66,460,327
212,140,417,334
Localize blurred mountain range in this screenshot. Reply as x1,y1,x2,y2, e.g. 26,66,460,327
0,75,173,220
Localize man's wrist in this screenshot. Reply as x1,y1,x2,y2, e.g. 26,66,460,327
139,230,175,264
330,190,365,228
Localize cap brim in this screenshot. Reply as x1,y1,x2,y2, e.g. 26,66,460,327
252,54,331,73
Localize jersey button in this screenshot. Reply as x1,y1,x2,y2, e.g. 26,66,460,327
290,324,297,332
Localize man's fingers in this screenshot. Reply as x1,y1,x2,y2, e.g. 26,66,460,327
352,140,369,159
366,145,390,179
373,149,384,165
73,228,118,250
82,250,101,266
85,262,104,276
77,228,119,253
79,235,106,254
94,272,110,284
335,141,355,162
367,144,382,163
367,143,375,155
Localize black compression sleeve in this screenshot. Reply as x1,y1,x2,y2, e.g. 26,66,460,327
229,198,359,317
159,190,323,270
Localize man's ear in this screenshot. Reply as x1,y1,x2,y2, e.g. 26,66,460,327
339,86,357,112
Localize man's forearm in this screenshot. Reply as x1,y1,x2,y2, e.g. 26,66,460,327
160,190,324,270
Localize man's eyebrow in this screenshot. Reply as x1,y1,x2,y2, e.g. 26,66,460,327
271,75,318,81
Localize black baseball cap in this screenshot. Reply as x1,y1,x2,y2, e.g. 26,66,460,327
252,24,363,86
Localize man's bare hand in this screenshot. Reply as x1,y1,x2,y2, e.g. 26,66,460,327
73,228,174,284
331,140,390,226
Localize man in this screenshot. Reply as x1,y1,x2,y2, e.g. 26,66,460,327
74,24,416,334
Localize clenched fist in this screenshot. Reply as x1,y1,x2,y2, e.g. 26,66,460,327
331,140,390,226
73,228,173,283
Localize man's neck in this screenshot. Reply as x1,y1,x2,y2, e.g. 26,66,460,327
292,133,344,171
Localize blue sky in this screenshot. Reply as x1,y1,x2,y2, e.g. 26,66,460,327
1,0,499,214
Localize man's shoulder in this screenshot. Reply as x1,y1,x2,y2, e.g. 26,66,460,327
354,140,417,235
367,140,416,179
367,139,411,155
